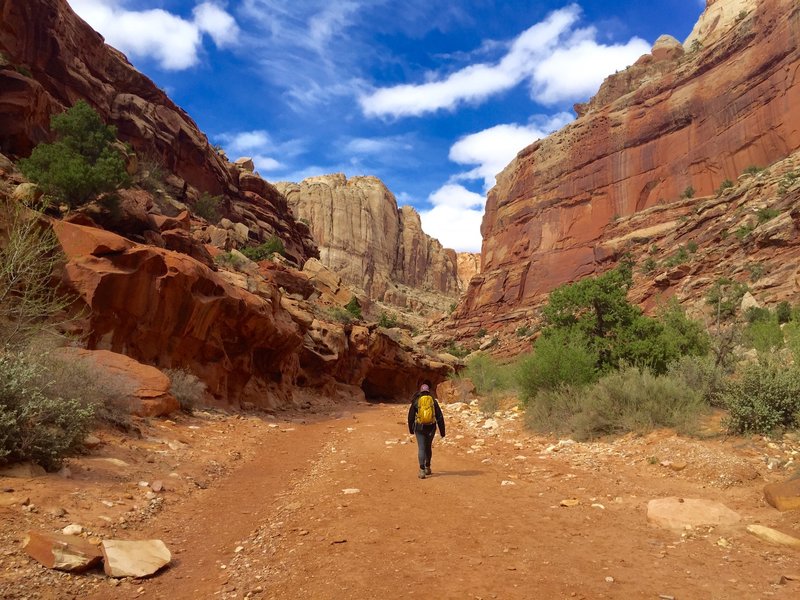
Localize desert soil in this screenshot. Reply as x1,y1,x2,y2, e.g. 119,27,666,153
1,399,800,599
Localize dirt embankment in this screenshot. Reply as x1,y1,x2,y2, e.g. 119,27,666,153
1,401,799,599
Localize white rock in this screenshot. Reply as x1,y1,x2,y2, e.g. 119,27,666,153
482,419,499,429
501,480,516,486
341,488,360,495
101,539,172,578
61,524,83,536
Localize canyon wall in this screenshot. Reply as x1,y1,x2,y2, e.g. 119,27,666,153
457,0,800,331
0,0,316,263
276,174,462,311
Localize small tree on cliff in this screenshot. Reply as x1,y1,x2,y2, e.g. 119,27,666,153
19,100,129,208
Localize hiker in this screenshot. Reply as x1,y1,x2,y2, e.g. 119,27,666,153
408,380,445,479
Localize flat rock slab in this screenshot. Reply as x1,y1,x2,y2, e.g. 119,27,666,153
647,497,741,530
0,462,46,478
747,524,800,549
764,479,800,512
23,530,102,572
101,539,171,578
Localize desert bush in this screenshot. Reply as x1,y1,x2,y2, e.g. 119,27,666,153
706,277,748,322
214,251,246,270
19,100,129,207
680,185,695,199
345,296,362,319
722,358,800,434
524,366,707,440
776,301,792,324
516,329,598,402
742,317,783,355
378,312,399,328
0,352,94,470
477,394,500,416
445,342,469,359
241,236,285,261
164,369,205,413
194,192,222,223
462,353,516,396
756,207,780,224
0,201,77,350
667,354,728,406
716,179,734,196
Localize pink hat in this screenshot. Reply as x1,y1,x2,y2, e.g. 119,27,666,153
420,384,430,392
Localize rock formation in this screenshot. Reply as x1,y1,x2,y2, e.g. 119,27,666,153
0,0,316,264
456,0,800,335
276,174,461,312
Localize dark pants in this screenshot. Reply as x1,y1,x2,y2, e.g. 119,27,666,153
415,424,436,469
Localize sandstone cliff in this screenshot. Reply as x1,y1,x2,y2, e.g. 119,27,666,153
455,0,800,337
276,174,461,313
0,0,316,264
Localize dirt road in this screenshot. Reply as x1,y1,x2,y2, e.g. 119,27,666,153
3,400,800,599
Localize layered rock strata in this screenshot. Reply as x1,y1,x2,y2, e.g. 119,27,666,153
0,0,315,263
276,174,461,311
457,0,800,332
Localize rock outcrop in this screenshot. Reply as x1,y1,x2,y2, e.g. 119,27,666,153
276,174,461,313
51,218,454,406
0,0,316,264
456,0,800,335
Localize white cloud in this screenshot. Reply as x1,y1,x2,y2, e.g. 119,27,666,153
216,129,291,173
68,0,239,70
359,4,650,117
420,184,485,252
449,113,574,190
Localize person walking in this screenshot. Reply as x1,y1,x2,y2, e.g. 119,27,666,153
408,380,445,479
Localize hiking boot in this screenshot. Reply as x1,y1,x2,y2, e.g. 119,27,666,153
418,468,427,479
424,466,432,476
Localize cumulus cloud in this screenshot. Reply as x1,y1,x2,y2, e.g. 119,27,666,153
216,129,291,173
450,113,573,189
68,0,239,70
360,4,649,117
419,184,486,252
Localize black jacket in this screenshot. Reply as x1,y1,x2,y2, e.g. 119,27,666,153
408,391,445,437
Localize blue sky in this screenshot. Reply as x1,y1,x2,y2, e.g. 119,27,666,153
67,0,705,252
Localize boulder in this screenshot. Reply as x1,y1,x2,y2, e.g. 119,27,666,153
746,524,800,549
101,539,171,578
764,479,800,512
56,348,178,417
646,497,741,530
234,157,255,172
23,530,102,572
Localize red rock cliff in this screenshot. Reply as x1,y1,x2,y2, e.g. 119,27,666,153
0,0,316,263
458,0,800,328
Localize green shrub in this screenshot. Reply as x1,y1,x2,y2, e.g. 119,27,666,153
475,327,487,338
706,278,748,321
445,342,469,359
328,306,354,324
680,185,695,199
663,246,689,268
722,358,800,434
164,369,205,413
194,192,222,223
477,395,500,416
463,353,516,396
747,262,766,282
734,224,754,241
515,325,532,338
742,318,783,354
784,322,800,363
378,312,399,328
19,100,129,207
776,301,792,324
716,179,735,196
756,207,780,224
0,352,94,470
667,354,728,406
214,251,245,270
517,329,598,402
744,306,772,324
345,296,362,319
743,164,763,175
524,366,707,440
686,241,698,253
639,257,657,274
240,236,285,261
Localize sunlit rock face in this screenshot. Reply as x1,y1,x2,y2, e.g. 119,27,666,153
459,0,800,328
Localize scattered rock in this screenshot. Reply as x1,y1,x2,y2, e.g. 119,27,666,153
560,498,580,507
0,495,29,508
341,488,360,495
101,539,172,578
763,479,800,512
151,480,164,493
501,481,516,487
23,530,102,572
83,434,102,449
61,524,83,536
746,525,800,549
646,497,741,530
0,462,46,478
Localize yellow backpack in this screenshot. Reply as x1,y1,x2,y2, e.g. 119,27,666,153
416,394,436,425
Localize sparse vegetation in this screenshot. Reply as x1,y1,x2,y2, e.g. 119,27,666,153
706,277,748,322
743,165,763,175
378,312,399,328
746,262,766,282
515,325,532,338
215,251,246,270
445,342,469,359
19,100,129,207
0,352,94,470
194,192,222,224
639,257,657,274
345,296,362,320
165,369,206,413
240,236,285,261
756,207,780,224
663,246,690,268
716,179,734,196
475,327,487,338
680,185,695,199
734,223,754,241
